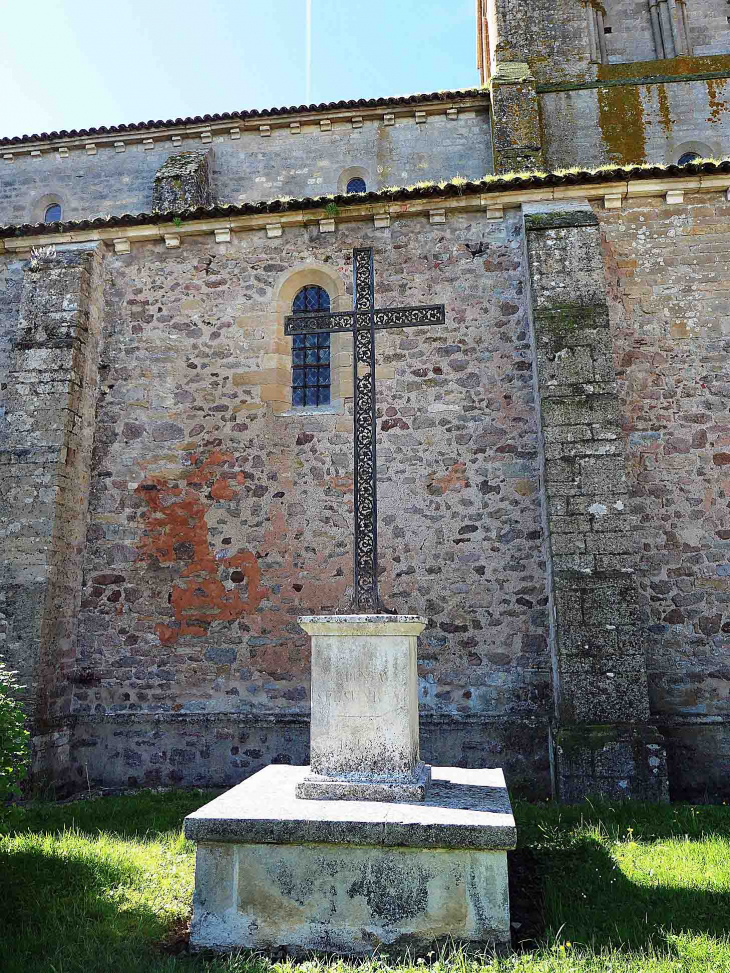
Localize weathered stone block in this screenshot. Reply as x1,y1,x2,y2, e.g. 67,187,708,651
152,151,214,213
490,67,544,174
581,582,638,627
541,394,619,429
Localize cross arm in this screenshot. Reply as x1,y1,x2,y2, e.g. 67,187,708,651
372,305,445,330
284,310,358,336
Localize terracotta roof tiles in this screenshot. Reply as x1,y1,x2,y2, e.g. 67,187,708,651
0,89,487,147
2,159,728,240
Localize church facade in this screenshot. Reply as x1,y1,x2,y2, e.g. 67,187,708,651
1,0,730,803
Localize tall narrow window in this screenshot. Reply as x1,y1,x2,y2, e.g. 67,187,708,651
44,203,62,223
346,177,367,194
292,285,331,407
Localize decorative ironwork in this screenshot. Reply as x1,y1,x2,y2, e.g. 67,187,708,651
373,305,445,330
284,247,447,613
285,311,355,335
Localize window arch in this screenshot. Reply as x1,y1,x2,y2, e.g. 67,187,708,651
674,141,715,166
337,166,370,195
291,285,331,408
30,194,64,224
44,203,62,223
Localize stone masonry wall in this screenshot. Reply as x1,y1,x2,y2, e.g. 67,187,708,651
541,70,730,168
485,0,594,83
598,190,730,801
0,244,104,786
683,0,730,56
602,1,658,64
0,109,492,226
66,209,551,796
599,0,730,63
3,188,730,802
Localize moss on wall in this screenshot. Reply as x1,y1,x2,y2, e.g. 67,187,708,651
597,54,730,84
656,84,673,135
706,77,730,126
598,82,647,164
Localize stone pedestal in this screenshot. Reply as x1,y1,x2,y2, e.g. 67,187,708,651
185,765,515,956
298,615,430,802
184,614,516,955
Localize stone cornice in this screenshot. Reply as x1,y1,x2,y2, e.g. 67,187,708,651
538,67,730,94
0,91,489,156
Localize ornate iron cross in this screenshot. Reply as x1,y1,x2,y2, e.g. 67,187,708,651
285,248,446,613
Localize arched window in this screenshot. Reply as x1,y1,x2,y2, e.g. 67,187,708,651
292,285,331,408
44,203,62,223
678,151,701,166
346,177,367,194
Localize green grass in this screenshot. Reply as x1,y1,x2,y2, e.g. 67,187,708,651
2,793,730,973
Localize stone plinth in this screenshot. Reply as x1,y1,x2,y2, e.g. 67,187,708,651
297,615,430,802
184,764,516,956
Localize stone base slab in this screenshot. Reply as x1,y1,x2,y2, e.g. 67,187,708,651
184,764,516,956
296,761,432,803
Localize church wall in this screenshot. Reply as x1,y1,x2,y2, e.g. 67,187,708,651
67,209,552,797
685,0,730,56
485,0,594,83
598,190,730,801
602,1,658,64
0,257,27,681
540,67,730,167
0,109,493,227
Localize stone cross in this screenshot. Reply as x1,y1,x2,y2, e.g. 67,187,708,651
285,247,446,613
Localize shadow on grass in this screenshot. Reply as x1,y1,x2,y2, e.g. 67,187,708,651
0,844,179,973
2,788,219,843
509,829,730,956
514,800,730,846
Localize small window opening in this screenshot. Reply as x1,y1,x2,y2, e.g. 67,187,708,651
346,177,367,194
678,151,701,165
292,285,331,408
44,203,62,223
604,25,612,33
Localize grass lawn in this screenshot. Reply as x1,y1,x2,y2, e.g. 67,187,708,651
1,791,730,973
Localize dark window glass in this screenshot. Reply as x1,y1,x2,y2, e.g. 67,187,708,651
678,152,701,166
292,286,331,408
44,203,62,223
346,177,367,194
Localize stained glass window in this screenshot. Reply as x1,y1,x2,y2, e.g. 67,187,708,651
44,203,62,223
346,177,367,194
292,285,331,408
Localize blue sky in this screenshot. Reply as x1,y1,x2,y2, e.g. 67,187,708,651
1,0,478,139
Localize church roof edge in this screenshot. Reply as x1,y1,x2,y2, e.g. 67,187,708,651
2,159,729,241
0,88,487,147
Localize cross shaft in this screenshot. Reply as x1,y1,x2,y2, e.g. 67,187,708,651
285,248,446,613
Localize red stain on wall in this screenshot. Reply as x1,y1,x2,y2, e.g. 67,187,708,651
426,462,469,496
135,453,264,645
